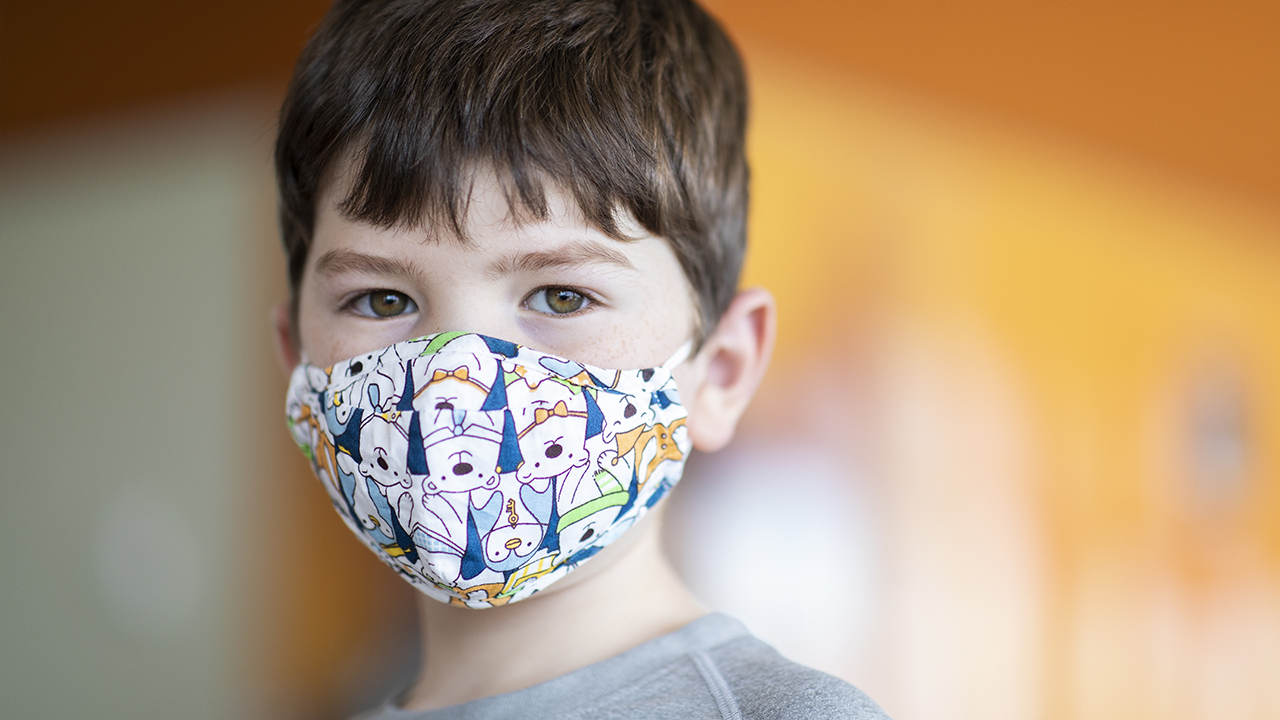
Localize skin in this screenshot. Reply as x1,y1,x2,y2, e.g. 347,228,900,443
274,167,776,711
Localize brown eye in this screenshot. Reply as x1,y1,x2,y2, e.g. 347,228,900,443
528,287,587,315
547,289,584,313
357,290,417,318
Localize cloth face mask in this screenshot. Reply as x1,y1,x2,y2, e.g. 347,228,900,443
286,332,692,608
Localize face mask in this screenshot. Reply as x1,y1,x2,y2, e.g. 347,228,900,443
286,332,692,608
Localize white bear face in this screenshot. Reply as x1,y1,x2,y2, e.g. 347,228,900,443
356,412,411,488
507,378,591,484
328,349,384,425
363,343,412,412
413,351,497,413
591,389,655,441
472,483,556,572
554,505,621,562
420,424,503,494
483,521,545,570
517,415,590,484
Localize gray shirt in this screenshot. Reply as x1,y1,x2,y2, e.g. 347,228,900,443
355,613,890,720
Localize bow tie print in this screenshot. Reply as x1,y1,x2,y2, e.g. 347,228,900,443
533,400,571,425
431,367,469,383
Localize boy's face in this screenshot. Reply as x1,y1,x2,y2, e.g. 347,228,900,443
295,169,699,389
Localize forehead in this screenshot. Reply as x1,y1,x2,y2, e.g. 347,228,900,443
321,155,651,238
309,165,672,277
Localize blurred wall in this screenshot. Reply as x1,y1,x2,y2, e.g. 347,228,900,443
2,2,1277,720
6,0,1276,202
0,1,330,133
702,0,1280,204
666,41,1280,720
0,98,279,718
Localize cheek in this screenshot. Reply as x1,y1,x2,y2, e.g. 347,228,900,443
570,296,697,371
296,276,346,365
296,279,410,366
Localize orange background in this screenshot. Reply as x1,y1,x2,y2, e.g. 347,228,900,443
4,1,1278,204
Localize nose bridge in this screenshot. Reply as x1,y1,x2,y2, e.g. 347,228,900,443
414,269,518,339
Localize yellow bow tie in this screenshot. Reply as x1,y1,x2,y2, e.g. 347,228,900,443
533,400,571,425
431,367,469,383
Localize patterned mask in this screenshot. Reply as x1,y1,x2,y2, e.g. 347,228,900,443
286,332,692,608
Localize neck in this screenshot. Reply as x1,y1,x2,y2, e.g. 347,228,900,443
399,509,704,711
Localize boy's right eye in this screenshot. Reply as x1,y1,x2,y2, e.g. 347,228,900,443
350,290,418,318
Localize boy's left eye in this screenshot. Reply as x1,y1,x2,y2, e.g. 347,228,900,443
525,287,590,315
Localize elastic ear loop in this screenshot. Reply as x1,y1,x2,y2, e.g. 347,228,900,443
661,340,695,371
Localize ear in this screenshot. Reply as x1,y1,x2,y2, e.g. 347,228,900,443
683,287,776,452
272,302,302,374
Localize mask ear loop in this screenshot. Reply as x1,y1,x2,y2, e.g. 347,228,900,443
660,339,695,371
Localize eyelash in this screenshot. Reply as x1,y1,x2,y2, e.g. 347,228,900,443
341,286,600,319
344,289,418,319
523,285,600,316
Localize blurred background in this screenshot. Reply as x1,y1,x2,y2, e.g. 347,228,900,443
2,1,1278,718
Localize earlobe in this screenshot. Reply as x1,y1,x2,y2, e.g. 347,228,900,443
685,287,776,452
272,302,302,374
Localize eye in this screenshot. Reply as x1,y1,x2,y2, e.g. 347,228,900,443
351,290,418,318
525,287,591,315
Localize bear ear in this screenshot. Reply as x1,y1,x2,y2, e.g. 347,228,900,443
583,390,604,439
396,360,417,412
407,413,429,475
334,408,365,463
495,410,523,474
480,335,519,358
481,364,508,411
459,511,487,581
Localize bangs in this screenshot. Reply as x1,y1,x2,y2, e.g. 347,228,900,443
303,0,666,242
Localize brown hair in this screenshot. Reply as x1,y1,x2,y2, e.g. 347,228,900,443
275,0,749,338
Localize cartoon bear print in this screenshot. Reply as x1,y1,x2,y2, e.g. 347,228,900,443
349,411,421,529
327,348,391,425
551,467,632,567
418,423,504,495
590,388,657,444
409,490,469,574
407,422,508,562
472,480,556,573
415,350,496,415
363,342,414,411
354,412,412,488
507,376,593,508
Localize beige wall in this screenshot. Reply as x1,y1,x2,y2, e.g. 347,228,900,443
0,97,279,719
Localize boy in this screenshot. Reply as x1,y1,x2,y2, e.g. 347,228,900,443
273,1,889,717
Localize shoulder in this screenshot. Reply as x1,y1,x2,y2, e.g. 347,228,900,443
341,615,890,720
699,635,891,720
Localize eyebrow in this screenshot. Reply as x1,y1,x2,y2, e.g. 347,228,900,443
312,249,426,282
486,240,636,278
